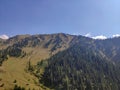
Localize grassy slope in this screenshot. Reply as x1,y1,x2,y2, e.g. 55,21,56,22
0,47,51,90
0,33,74,90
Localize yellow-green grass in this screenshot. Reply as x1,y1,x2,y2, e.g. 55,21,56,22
0,33,73,90
0,47,51,90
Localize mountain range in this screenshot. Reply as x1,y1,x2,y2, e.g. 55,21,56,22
0,33,120,90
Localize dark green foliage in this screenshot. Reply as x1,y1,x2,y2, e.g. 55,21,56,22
1,33,120,90
39,41,120,90
0,49,8,65
0,44,25,65
27,60,34,72
6,46,22,57
14,85,25,90
95,37,120,62
0,83,4,87
50,35,63,52
13,80,17,83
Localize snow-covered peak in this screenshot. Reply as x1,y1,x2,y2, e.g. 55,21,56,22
0,35,9,40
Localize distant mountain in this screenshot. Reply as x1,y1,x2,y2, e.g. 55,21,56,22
1,33,120,90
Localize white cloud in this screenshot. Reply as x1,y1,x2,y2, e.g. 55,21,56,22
112,34,120,38
92,35,107,40
0,35,9,39
85,33,91,37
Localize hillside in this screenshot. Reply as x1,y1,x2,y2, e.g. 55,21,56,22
39,37,120,90
0,33,120,90
0,33,74,90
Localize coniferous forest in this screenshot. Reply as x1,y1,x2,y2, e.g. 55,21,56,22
38,36,120,90
1,34,120,90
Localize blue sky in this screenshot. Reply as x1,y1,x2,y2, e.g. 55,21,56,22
0,0,120,37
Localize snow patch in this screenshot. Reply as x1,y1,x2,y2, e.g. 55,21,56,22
92,35,107,40
0,35,9,39
112,34,120,38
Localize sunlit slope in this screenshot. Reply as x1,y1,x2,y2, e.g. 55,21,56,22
0,33,74,90
0,47,51,90
1,33,120,89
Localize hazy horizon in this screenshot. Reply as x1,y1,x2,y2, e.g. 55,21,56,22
1,0,120,37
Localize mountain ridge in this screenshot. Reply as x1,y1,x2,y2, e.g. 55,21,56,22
1,33,120,90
